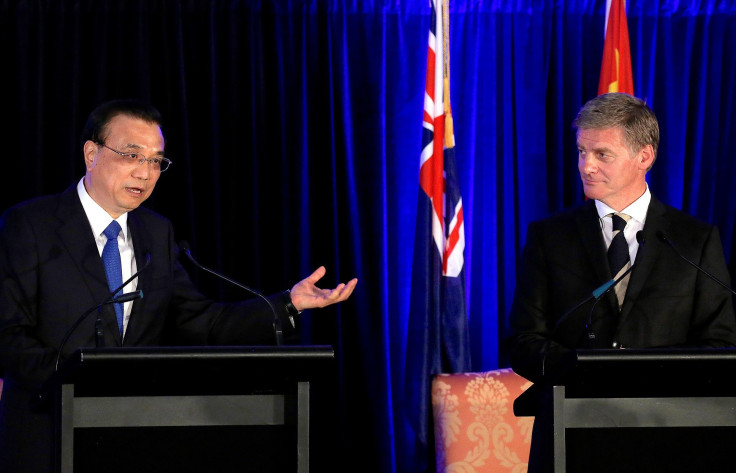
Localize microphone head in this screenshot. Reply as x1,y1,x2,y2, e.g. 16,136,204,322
110,290,144,304
140,252,152,270
178,240,199,267
636,231,646,244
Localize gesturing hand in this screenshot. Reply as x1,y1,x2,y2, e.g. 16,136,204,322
289,266,358,311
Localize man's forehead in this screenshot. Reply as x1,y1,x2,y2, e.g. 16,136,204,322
106,113,160,129
576,127,624,145
103,114,164,145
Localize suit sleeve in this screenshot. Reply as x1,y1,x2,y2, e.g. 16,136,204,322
686,226,736,346
508,221,574,384
0,208,57,389
161,231,297,346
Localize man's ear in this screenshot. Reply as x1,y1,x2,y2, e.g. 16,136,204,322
83,140,99,170
638,144,655,171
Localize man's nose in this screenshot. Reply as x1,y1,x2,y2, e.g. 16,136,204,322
132,161,151,179
580,155,597,173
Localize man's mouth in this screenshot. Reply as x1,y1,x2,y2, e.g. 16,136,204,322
126,187,144,195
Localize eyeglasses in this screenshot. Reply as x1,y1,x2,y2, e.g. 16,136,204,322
99,143,172,172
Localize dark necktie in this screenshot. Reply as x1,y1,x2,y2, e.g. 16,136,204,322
102,220,124,335
607,213,631,307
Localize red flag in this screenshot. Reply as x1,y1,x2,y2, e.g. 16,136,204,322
598,0,634,95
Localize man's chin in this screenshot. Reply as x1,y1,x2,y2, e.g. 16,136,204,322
582,183,603,201
120,195,149,212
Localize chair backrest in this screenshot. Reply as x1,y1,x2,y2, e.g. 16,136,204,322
432,368,533,473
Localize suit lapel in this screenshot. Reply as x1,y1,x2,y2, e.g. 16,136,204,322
123,210,153,344
54,186,122,344
573,200,621,315
573,200,611,287
619,196,670,323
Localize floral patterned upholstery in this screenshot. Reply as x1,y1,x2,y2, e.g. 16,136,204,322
432,369,534,473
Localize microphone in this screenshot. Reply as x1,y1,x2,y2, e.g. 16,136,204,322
555,232,645,336
108,290,145,304
94,254,152,347
584,231,646,342
55,254,151,371
178,241,284,346
656,231,736,296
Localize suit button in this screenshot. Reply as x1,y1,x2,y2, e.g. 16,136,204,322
612,341,620,348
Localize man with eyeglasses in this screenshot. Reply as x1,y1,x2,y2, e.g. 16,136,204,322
0,99,357,473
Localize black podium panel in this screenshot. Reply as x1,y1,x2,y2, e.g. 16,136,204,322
75,425,292,473
46,346,334,473
552,348,736,473
565,426,736,473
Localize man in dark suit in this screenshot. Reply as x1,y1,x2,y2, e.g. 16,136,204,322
509,93,736,473
0,100,357,472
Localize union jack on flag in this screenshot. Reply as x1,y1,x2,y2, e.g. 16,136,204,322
405,0,470,468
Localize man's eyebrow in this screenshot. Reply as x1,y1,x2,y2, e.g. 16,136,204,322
576,142,614,155
121,143,165,155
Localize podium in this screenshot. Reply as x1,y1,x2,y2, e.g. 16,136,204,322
46,346,334,473
552,348,736,473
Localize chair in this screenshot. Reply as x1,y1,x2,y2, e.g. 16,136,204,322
432,369,533,473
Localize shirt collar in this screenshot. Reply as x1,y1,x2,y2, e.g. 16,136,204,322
77,178,129,240
594,185,651,226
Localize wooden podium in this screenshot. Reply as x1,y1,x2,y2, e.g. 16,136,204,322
45,346,334,473
553,348,736,473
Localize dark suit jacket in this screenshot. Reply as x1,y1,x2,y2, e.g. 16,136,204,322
0,185,296,472
509,196,736,473
510,196,736,383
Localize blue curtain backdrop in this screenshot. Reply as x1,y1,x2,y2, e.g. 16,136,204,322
1,1,735,471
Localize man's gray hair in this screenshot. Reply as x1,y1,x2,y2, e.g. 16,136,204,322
573,93,659,164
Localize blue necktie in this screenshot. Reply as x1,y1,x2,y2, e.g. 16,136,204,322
102,220,124,335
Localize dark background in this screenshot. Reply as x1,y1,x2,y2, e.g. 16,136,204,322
1,1,735,471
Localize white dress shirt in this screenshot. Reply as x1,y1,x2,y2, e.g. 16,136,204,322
77,178,138,336
594,185,651,265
